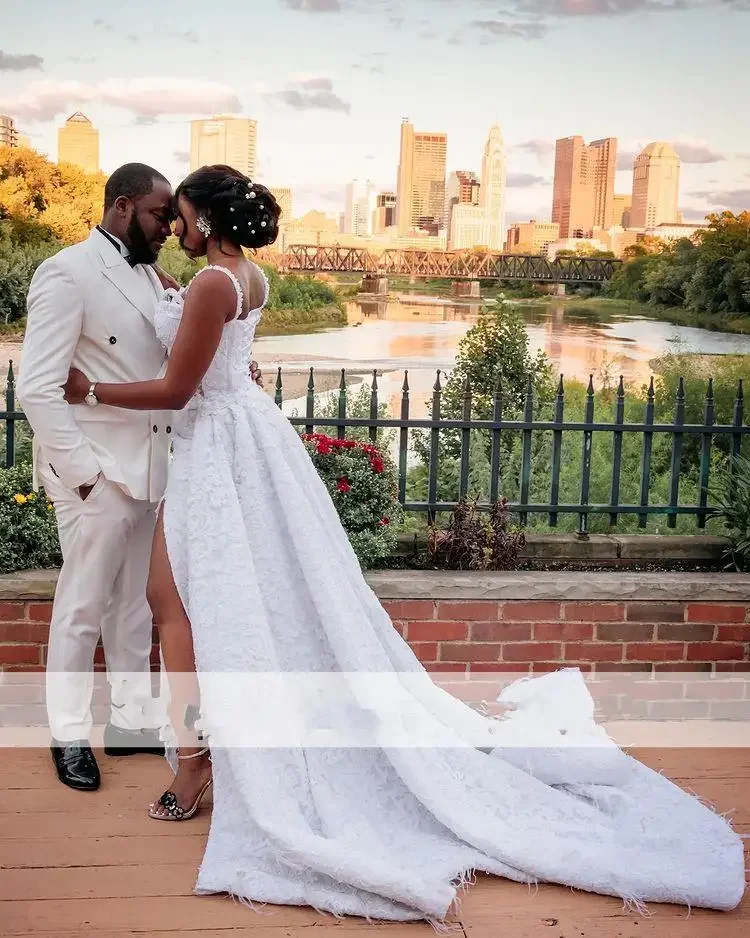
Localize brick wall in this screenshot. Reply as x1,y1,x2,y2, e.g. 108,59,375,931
2,595,748,676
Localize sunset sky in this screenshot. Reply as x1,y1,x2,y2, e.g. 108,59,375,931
1,0,748,220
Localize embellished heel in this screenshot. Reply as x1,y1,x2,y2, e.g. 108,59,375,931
148,746,212,821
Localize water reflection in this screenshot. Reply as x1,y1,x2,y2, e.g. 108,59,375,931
253,296,750,418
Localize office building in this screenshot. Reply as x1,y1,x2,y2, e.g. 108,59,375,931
449,204,485,250
505,219,560,254
344,178,377,237
630,142,681,229
396,119,447,235
612,193,632,228
190,116,257,178
58,111,99,173
552,135,617,238
0,114,18,148
445,171,479,243
374,192,397,233
479,124,507,250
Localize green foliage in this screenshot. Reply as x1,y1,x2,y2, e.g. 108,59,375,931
442,303,553,419
301,433,401,568
713,455,750,571
261,264,343,313
607,212,750,319
0,219,60,326
0,462,61,573
157,236,204,286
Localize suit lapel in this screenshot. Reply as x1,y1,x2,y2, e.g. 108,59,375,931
88,230,156,327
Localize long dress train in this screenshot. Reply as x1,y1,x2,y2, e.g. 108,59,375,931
154,264,745,923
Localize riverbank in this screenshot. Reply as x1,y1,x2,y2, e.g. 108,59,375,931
515,295,750,335
255,303,346,336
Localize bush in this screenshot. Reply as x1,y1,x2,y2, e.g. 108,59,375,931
0,462,61,573
427,499,525,571
714,455,750,571
301,433,401,568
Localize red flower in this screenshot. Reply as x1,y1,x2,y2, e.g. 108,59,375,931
317,442,332,455
343,440,357,449
378,517,390,526
370,457,384,474
336,478,351,494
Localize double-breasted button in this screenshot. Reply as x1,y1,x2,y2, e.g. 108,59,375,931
166,426,172,434
109,336,117,345
153,425,158,433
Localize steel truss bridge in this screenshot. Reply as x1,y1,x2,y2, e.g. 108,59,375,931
277,245,620,283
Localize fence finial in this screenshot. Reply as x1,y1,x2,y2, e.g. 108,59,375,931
617,375,625,398
402,370,409,393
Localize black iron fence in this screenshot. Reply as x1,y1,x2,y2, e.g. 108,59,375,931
4,361,748,534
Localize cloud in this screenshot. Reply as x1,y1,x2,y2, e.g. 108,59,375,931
93,18,114,31
134,115,158,125
282,0,344,10
674,141,725,164
69,56,96,64
0,77,243,122
688,188,750,212
514,139,555,159
468,19,547,40
267,76,351,113
617,149,637,170
512,0,697,16
174,150,190,165
0,50,44,71
507,172,548,187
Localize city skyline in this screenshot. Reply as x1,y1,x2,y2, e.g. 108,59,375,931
0,0,747,222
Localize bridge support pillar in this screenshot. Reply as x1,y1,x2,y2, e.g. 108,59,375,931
554,283,566,297
451,280,481,298
361,274,388,295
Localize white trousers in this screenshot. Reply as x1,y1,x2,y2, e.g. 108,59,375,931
40,465,160,742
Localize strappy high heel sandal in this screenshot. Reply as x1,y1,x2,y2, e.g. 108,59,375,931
148,746,212,821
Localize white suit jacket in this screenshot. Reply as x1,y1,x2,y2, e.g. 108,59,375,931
18,228,172,503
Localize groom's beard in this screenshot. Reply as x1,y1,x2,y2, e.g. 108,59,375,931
126,213,160,266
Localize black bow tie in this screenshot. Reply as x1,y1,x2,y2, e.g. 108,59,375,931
96,226,138,267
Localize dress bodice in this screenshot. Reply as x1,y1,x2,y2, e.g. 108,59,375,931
154,263,268,395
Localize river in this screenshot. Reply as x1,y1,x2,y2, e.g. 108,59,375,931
253,296,750,417
3,296,749,419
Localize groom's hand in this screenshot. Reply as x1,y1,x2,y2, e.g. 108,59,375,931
153,265,180,291
249,361,264,388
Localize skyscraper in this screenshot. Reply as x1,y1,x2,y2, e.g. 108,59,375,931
479,124,507,250
0,114,18,148
630,142,681,229
552,135,617,238
190,116,257,178
270,186,293,252
396,119,447,235
344,179,377,237
58,112,99,173
612,193,632,228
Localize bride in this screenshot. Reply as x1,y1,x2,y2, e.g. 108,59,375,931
63,164,744,924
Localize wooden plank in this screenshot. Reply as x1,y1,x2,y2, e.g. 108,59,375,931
3,930,431,938
1,810,212,839
629,748,750,779
464,914,747,938
0,835,207,868
0,864,198,901
0,897,432,933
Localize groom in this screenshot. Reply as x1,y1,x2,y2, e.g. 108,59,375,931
18,163,262,791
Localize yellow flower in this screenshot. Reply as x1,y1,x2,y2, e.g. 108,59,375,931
13,494,28,505
47,504,54,511
27,492,35,501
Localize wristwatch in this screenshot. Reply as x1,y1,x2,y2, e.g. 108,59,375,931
85,382,99,407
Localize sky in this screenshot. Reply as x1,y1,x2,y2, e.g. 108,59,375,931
1,0,748,221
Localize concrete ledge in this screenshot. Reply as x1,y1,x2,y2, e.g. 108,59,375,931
2,568,748,604
396,533,730,563
366,570,750,602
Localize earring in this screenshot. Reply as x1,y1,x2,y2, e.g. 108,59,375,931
196,214,211,237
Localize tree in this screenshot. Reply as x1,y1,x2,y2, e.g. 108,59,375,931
685,211,750,314
0,145,106,243
0,220,60,325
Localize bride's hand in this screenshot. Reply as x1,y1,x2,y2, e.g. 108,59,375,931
153,265,180,290
63,367,90,404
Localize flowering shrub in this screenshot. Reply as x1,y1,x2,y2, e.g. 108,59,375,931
301,433,402,568
0,462,61,574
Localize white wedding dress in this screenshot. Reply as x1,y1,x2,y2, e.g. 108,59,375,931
153,264,744,924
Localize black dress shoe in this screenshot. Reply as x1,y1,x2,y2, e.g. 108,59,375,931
103,723,164,757
50,740,101,791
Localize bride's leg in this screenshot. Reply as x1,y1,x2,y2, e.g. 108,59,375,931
147,509,211,819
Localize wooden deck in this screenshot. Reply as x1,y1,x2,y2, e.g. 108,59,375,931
1,747,747,937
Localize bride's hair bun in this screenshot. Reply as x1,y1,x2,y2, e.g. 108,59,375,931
176,165,281,250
